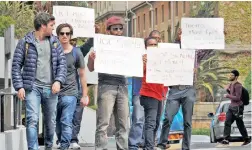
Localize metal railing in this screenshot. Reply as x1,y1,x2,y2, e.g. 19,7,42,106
0,92,22,132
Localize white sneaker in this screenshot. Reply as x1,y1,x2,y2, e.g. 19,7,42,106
70,142,81,149
57,143,61,149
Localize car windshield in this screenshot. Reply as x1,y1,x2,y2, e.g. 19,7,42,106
221,102,251,113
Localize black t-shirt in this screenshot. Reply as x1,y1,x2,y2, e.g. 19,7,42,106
60,48,85,97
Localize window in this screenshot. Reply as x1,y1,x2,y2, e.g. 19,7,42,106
100,2,102,11
155,8,158,25
138,16,140,32
168,26,172,42
104,1,107,8
161,31,165,42
143,14,146,30
162,5,164,22
149,11,151,27
183,1,186,13
132,19,135,36
168,2,171,19
176,1,178,16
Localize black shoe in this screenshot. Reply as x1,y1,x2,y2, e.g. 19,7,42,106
242,138,251,146
221,139,229,145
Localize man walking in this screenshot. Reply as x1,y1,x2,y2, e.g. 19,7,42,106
157,29,196,150
221,70,251,146
11,12,67,150
55,23,89,150
70,24,100,149
87,16,129,150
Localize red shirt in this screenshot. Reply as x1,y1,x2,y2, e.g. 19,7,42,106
139,64,168,101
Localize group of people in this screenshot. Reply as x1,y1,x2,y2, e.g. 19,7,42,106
11,12,250,150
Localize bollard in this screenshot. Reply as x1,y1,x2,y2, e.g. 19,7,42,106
0,95,4,132
0,92,21,132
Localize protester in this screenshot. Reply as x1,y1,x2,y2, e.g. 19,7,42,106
221,70,251,146
69,24,100,149
148,30,168,146
140,37,168,150
149,30,162,43
128,30,165,150
11,12,67,150
54,23,88,150
87,16,129,150
157,28,196,150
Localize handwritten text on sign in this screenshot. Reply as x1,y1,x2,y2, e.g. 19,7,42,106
53,6,95,37
146,48,195,86
94,34,145,77
181,18,225,50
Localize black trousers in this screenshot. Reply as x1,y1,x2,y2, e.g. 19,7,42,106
224,105,248,140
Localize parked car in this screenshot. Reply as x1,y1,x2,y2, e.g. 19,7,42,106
208,100,252,143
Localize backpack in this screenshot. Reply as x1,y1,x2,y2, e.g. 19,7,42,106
72,47,79,65
241,87,250,105
72,47,83,97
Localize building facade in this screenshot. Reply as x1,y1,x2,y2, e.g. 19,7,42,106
89,1,142,34
128,1,190,42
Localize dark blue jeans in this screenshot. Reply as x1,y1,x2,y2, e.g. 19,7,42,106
71,99,84,144
140,96,162,150
25,85,58,150
158,87,196,150
128,95,145,150
56,96,77,150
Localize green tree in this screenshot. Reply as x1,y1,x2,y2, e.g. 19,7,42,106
196,55,231,101
244,71,251,98
0,2,35,38
0,15,15,36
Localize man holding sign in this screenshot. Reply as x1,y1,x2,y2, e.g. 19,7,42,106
157,29,196,150
87,16,129,150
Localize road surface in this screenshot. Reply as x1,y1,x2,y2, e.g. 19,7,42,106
40,136,251,150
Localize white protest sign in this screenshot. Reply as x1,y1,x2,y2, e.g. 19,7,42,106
181,18,225,50
94,34,145,77
158,43,180,49
146,48,195,86
53,6,95,37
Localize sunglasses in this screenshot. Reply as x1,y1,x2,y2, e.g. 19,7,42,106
59,32,71,36
111,27,123,31
148,44,158,46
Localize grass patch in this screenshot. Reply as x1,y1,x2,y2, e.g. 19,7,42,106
88,105,98,110
192,128,210,136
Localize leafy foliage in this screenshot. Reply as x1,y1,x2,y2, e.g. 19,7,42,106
0,15,15,36
190,1,218,18
244,71,251,98
52,1,88,7
196,55,231,101
219,2,251,44
219,51,251,83
0,2,35,38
